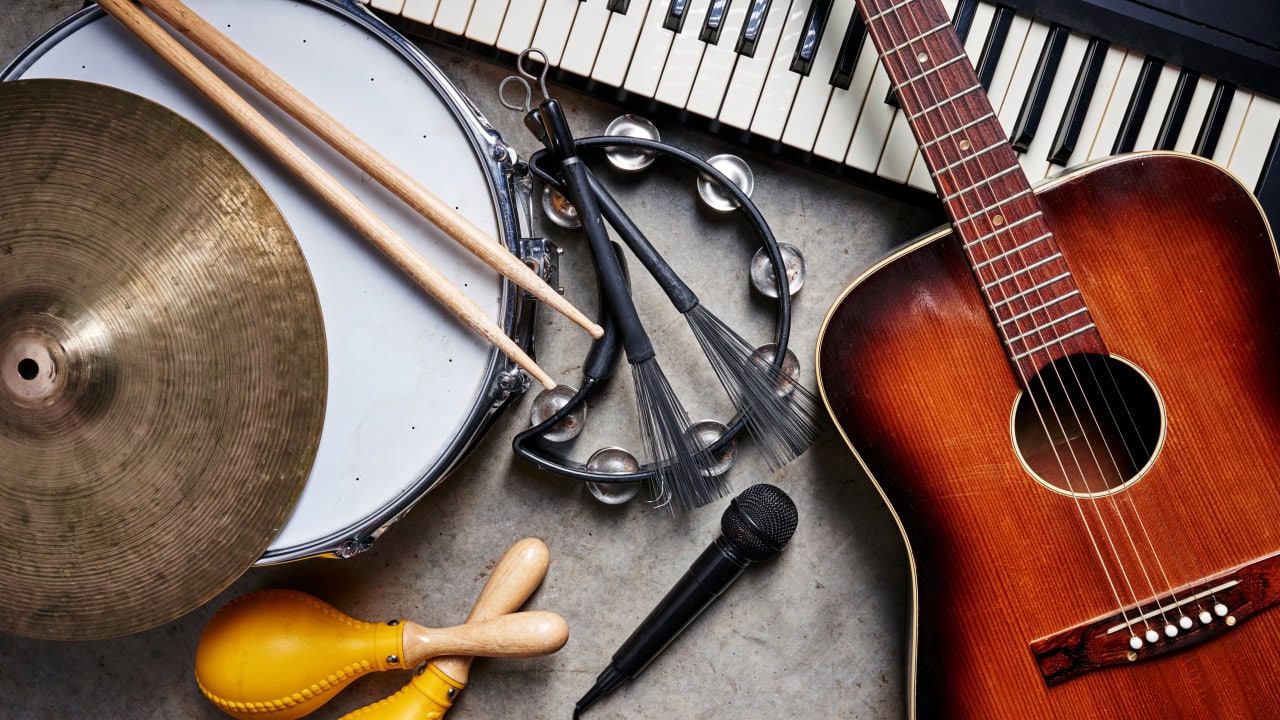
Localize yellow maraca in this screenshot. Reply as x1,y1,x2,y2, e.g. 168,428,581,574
194,542,565,720
339,537,554,719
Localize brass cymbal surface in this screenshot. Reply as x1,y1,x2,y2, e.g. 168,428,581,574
0,79,327,640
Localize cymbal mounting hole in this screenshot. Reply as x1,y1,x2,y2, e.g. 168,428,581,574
18,358,39,381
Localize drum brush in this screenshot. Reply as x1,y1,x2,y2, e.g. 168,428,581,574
337,538,553,719
195,579,566,719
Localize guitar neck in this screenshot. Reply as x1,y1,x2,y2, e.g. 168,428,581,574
856,0,1107,378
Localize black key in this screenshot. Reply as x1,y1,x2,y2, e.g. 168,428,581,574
952,0,979,44
1254,126,1280,213
1193,80,1237,157
790,0,833,76
1155,70,1200,150
607,0,631,12
886,0,979,108
830,15,867,90
663,0,692,32
1010,24,1070,153
975,6,1015,90
736,0,773,57
701,0,733,43
1048,38,1110,165
1111,56,1164,154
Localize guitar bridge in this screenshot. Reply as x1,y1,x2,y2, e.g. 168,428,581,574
1030,550,1280,686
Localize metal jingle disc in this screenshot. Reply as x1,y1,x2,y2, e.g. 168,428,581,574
0,80,326,640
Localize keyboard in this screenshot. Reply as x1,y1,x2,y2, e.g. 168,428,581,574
361,0,1280,222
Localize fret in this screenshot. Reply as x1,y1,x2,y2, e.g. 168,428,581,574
990,271,1071,308
975,231,1051,269
867,0,917,24
981,252,1064,290
1000,290,1081,325
962,210,1044,248
899,54,969,90
943,164,1020,202
1010,323,1098,360
931,140,1004,176
955,189,1034,226
921,112,996,149
883,22,952,57
1005,306,1090,344
908,85,983,121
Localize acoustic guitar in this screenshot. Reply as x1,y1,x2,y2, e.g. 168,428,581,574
816,1,1280,717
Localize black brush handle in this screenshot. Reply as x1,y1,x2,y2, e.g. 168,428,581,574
583,169,699,314
540,99,655,363
583,242,627,381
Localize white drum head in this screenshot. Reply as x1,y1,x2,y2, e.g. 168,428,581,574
6,0,514,561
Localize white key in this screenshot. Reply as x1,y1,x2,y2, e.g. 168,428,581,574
781,0,857,152
749,0,814,140
623,0,678,97
1132,63,1180,150
1085,51,1143,161
496,0,546,53
1019,32,1088,181
1173,74,1218,153
433,0,476,34
1227,95,1280,191
654,0,713,107
592,0,651,86
845,63,896,172
814,27,879,161
686,0,754,117
562,0,615,76
401,0,441,24
1211,90,1253,168
1046,42,1124,177
465,0,511,44
370,0,407,14
530,0,581,65
995,20,1050,138
719,0,800,130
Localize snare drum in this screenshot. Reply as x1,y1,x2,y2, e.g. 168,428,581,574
3,0,537,563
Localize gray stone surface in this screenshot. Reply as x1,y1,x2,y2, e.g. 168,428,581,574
0,4,944,718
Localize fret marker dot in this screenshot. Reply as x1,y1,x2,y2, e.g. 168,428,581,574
959,139,971,150
992,215,1005,227
917,51,929,63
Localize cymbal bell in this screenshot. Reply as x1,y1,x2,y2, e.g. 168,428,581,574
0,79,327,640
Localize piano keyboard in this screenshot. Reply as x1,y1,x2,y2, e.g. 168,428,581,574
364,0,1280,218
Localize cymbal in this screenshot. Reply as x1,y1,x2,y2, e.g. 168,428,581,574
0,79,327,640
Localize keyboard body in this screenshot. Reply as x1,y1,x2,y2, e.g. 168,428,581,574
361,0,1280,224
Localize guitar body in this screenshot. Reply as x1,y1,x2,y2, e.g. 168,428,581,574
817,152,1280,719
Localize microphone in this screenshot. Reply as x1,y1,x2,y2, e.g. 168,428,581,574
574,483,799,716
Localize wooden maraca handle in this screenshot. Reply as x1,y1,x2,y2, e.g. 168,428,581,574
431,537,551,684
400,611,567,666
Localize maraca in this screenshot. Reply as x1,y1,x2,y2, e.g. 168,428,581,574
195,555,567,720
339,537,554,719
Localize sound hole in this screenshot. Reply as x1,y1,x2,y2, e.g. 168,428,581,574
18,358,38,380
1012,354,1164,497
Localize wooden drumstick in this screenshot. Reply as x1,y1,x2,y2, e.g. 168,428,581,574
96,0,561,390
195,589,568,720
131,0,604,341
337,538,556,719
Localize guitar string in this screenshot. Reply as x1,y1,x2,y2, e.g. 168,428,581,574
868,0,1167,635
883,1,1194,631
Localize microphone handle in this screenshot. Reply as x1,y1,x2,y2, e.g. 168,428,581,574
612,536,748,677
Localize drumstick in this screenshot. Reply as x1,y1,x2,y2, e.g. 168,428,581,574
96,0,560,390
132,0,604,342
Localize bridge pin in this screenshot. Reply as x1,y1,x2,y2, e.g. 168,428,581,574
1178,616,1194,630
1129,636,1143,651
1214,603,1229,617
1164,623,1178,638
1199,611,1213,624
1145,629,1160,643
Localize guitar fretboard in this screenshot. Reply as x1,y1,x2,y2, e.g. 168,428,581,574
858,0,1106,379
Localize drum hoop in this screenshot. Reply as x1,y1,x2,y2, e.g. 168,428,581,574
2,0,534,564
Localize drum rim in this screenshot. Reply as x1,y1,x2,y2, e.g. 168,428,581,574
2,0,529,564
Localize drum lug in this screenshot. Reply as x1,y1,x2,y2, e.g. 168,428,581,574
492,368,532,404
335,537,373,559
495,235,562,406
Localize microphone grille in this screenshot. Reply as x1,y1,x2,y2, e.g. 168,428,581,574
721,484,798,562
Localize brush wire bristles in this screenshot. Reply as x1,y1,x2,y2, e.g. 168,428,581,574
632,357,728,513
685,305,824,470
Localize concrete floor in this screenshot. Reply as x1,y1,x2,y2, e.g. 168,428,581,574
0,3,945,718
